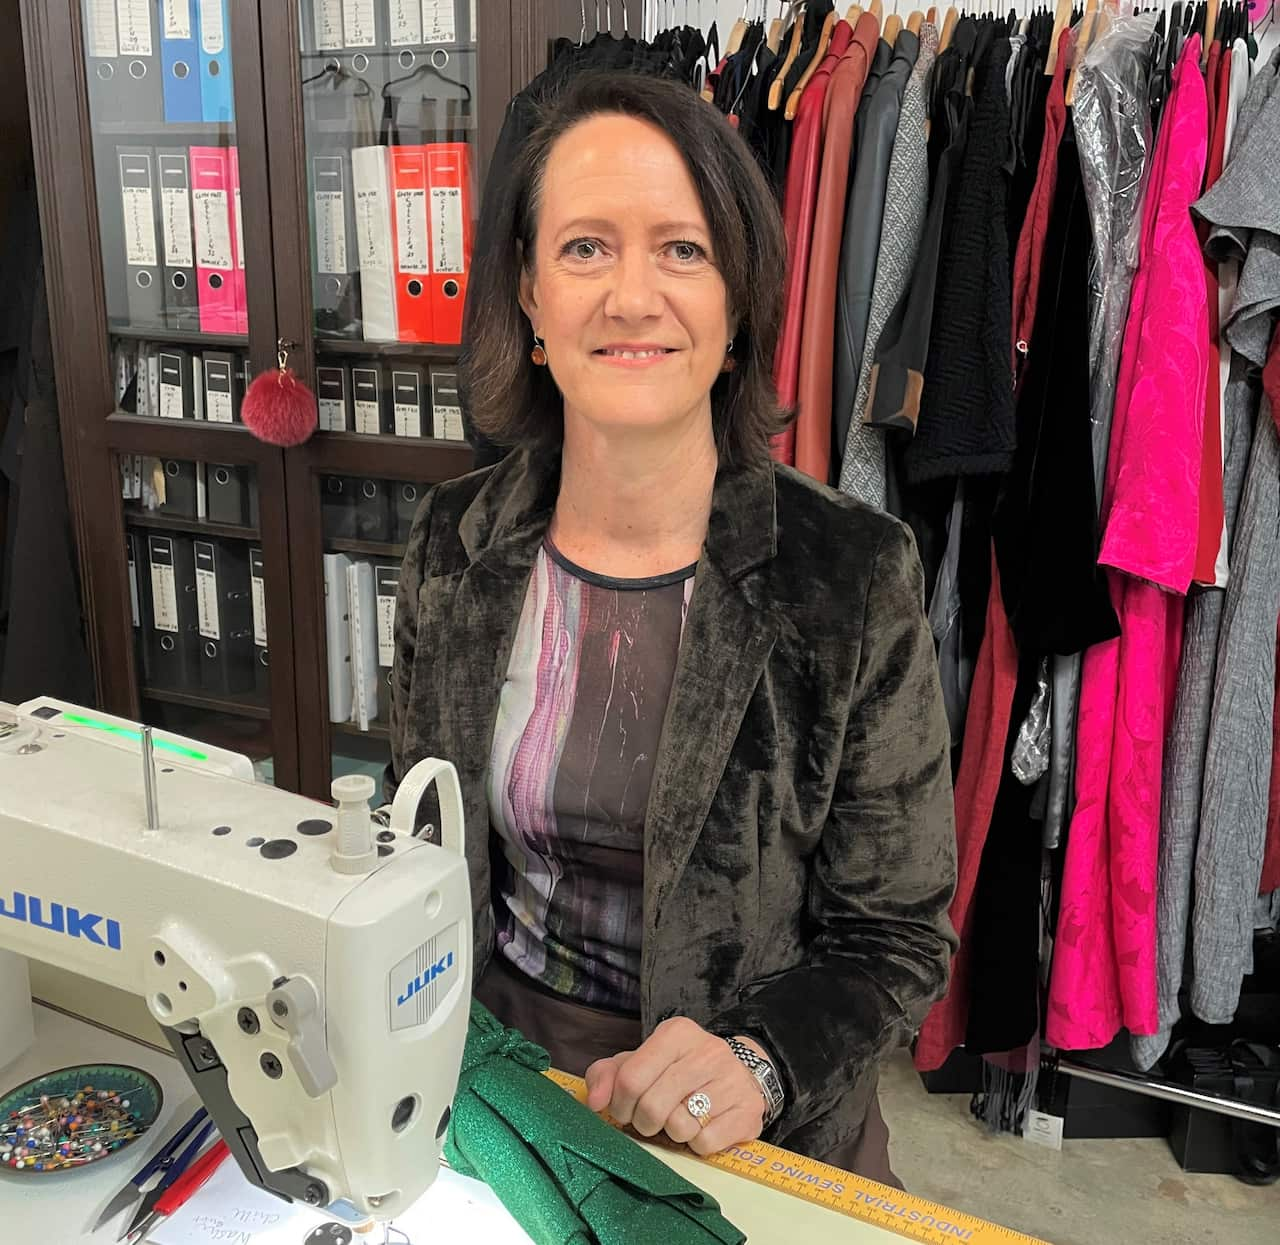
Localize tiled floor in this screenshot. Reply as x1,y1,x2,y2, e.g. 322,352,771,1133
879,1049,1280,1245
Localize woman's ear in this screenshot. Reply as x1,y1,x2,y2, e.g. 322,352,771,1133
517,241,538,330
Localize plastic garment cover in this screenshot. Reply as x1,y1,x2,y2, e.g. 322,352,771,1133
1039,14,1156,850
1011,657,1051,786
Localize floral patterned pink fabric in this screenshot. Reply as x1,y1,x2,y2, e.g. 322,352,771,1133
1046,39,1209,1051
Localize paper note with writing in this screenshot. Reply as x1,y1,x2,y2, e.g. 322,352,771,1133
150,1155,535,1245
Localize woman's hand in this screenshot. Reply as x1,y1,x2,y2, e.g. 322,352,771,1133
584,1018,768,1156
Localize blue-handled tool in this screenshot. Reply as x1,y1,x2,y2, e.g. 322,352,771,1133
91,1106,209,1234
120,1117,216,1241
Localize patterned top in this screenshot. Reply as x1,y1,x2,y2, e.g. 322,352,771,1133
487,538,696,1014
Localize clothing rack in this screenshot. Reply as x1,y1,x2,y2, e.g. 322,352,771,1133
1056,1056,1280,1128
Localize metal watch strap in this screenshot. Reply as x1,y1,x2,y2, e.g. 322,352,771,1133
724,1036,786,1128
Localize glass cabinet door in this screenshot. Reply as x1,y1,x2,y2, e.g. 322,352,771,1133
298,0,478,371
80,0,281,781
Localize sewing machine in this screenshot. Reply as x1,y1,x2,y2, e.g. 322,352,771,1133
0,697,471,1225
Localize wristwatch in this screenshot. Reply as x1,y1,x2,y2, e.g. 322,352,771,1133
725,1036,786,1128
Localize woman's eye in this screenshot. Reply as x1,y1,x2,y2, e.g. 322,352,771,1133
565,238,599,260
669,240,706,263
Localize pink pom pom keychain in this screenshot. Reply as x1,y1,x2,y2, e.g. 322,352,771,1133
241,338,318,447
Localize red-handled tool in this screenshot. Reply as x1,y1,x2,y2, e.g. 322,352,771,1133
126,1139,230,1242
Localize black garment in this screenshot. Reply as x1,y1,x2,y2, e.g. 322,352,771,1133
992,121,1120,659
1007,65,1052,258
907,34,1015,484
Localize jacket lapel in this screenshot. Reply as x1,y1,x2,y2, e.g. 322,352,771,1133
642,458,780,939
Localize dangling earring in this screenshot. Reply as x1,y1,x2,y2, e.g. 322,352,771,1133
531,334,548,367
721,340,736,374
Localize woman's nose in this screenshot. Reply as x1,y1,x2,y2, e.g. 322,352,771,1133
603,250,664,322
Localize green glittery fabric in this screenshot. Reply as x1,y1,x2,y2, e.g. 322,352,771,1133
443,1001,746,1245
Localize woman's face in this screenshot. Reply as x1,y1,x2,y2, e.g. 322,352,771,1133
520,113,735,444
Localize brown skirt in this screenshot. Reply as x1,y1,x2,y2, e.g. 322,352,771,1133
473,953,903,1189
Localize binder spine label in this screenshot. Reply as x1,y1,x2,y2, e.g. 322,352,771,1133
250,551,267,647
314,163,349,274
127,546,141,628
393,373,421,437
150,559,179,633
390,0,422,44
376,571,396,666
86,0,119,58
355,184,391,267
395,183,429,274
159,380,184,420
319,399,345,431
195,543,220,640
234,183,245,271
422,0,457,43
348,567,370,730
206,376,234,423
355,399,381,436
161,181,195,267
118,0,154,56
200,0,226,53
430,183,465,274
120,159,159,268
193,186,233,269
315,0,344,50
342,0,377,46
163,0,192,40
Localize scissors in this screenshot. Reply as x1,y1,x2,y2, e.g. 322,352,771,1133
91,1106,209,1234
120,1116,217,1240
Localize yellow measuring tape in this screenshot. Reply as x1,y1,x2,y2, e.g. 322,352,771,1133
544,1069,1049,1245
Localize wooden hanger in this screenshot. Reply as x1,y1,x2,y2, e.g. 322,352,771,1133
1202,0,1219,64
907,8,925,31
869,0,885,24
1044,0,1073,73
1065,0,1102,104
768,4,809,110
939,4,959,49
884,11,904,39
784,10,837,119
726,6,750,54
926,4,937,21
845,4,863,20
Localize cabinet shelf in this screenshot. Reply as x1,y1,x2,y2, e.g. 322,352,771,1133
326,537,406,559
97,121,235,139
111,326,248,349
141,686,272,721
332,719,391,742
125,511,259,543
315,338,461,361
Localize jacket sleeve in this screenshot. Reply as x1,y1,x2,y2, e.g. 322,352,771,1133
708,521,958,1140
383,485,437,809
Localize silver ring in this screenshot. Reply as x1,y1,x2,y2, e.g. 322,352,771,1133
686,1091,712,1126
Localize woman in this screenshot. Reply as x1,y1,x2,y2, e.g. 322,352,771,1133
389,72,957,1183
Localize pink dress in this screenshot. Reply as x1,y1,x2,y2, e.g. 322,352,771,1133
1046,39,1209,1051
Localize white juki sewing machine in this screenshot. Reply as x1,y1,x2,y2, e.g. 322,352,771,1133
0,696,472,1225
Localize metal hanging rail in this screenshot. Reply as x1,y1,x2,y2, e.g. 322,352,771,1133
1058,1057,1280,1129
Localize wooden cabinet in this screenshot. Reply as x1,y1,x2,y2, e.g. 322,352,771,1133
20,0,620,798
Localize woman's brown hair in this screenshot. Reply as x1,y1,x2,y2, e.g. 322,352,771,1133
461,71,789,468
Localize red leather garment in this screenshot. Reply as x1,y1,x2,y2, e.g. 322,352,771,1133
1009,29,1068,393
794,13,880,483
770,20,855,466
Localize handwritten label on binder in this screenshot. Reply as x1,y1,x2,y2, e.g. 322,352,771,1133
150,560,179,635
342,0,377,47
159,379,185,421
120,158,159,268
314,163,349,275
396,185,429,274
353,370,382,435
118,0,154,56
377,582,396,667
193,187,232,270
161,178,195,268
355,185,391,268
163,0,192,40
393,373,422,437
422,0,457,43
430,184,464,274
195,545,220,641
86,0,119,58
200,0,225,54
390,0,422,45
314,0,343,50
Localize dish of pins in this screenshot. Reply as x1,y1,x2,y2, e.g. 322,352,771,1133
0,1063,162,1174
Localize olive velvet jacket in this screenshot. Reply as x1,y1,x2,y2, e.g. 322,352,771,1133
388,444,957,1158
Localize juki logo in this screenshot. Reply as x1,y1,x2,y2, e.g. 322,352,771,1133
396,951,455,1007
0,889,123,951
